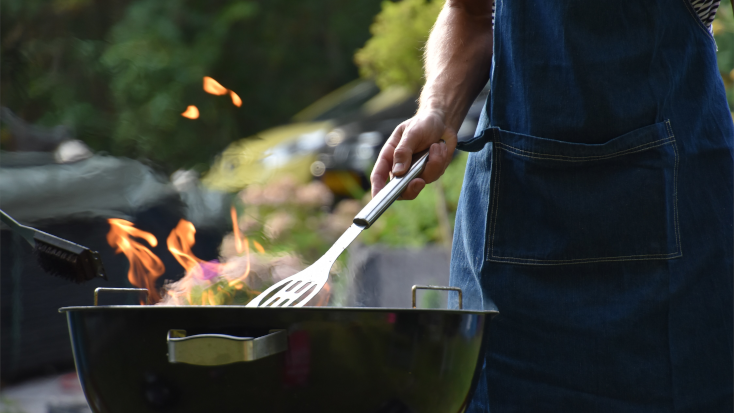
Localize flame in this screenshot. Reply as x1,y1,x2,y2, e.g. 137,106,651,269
181,105,199,119
167,220,204,273
253,240,265,254
203,76,228,96
203,76,241,107
228,205,251,286
315,282,331,307
230,206,244,254
107,209,331,307
230,91,242,107
106,219,165,303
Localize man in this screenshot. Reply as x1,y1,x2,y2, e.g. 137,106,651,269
371,1,733,411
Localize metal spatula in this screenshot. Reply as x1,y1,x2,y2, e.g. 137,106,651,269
247,151,430,308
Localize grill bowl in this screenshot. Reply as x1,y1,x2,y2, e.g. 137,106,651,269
61,305,496,413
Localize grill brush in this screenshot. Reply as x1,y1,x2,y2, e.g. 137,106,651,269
0,209,107,283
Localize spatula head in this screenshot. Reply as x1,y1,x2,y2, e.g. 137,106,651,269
246,263,329,307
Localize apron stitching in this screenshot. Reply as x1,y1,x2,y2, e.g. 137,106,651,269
679,0,717,45
671,134,682,257
487,252,683,265
492,251,682,262
488,128,502,261
664,119,674,138
495,138,675,162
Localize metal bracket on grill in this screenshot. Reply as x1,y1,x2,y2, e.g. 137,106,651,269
94,287,149,306
167,329,288,366
411,285,463,309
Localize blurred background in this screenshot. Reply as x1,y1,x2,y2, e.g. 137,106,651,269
1,0,733,411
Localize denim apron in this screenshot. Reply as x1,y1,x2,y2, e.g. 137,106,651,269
451,1,734,412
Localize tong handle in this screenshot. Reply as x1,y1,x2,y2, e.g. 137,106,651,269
353,151,429,228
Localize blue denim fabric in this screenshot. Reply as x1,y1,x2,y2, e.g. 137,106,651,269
451,1,734,412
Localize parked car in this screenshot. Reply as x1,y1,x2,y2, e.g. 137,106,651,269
202,79,381,192
203,79,489,197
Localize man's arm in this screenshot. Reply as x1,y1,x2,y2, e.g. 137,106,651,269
370,0,494,199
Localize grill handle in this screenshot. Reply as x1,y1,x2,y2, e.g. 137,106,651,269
353,151,429,228
167,329,287,366
94,287,148,306
412,285,463,309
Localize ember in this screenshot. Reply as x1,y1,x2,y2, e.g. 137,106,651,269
204,76,242,107
203,76,228,96
181,105,199,119
230,91,242,107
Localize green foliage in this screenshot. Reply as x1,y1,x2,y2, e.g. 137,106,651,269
355,0,444,92
100,0,257,170
1,0,382,171
714,0,734,112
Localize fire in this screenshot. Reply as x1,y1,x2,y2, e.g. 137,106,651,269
315,282,331,306
203,76,242,107
106,210,332,307
230,91,242,107
253,240,265,254
167,219,204,273
227,206,251,287
181,105,199,119
106,219,165,303
203,76,228,96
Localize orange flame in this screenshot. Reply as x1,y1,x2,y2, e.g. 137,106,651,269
106,219,165,303
230,90,242,107
107,209,331,307
203,76,228,96
181,105,199,119
228,206,251,286
315,282,331,307
253,240,265,254
166,219,205,273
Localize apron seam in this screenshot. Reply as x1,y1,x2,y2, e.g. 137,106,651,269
492,120,675,161
487,253,683,265
678,0,717,47
487,128,502,262
671,132,682,258
495,138,675,162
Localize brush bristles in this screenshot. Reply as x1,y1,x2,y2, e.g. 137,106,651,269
33,232,107,283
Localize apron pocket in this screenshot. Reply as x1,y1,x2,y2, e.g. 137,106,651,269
486,120,681,265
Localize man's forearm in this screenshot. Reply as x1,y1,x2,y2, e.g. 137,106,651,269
419,0,494,132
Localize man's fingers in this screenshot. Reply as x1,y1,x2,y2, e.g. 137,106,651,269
372,113,456,199
392,143,416,176
399,178,426,201
391,121,430,176
370,124,404,197
420,140,448,184
370,148,393,196
392,116,447,176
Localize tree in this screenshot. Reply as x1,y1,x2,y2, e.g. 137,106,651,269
1,0,383,172
354,0,443,93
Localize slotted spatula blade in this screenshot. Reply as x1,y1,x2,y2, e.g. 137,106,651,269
246,151,429,308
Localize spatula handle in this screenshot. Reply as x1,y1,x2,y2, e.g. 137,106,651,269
353,151,429,228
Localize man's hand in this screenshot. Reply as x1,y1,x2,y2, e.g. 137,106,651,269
371,110,457,200
369,0,494,200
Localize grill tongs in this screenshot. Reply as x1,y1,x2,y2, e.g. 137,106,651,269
247,151,430,308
